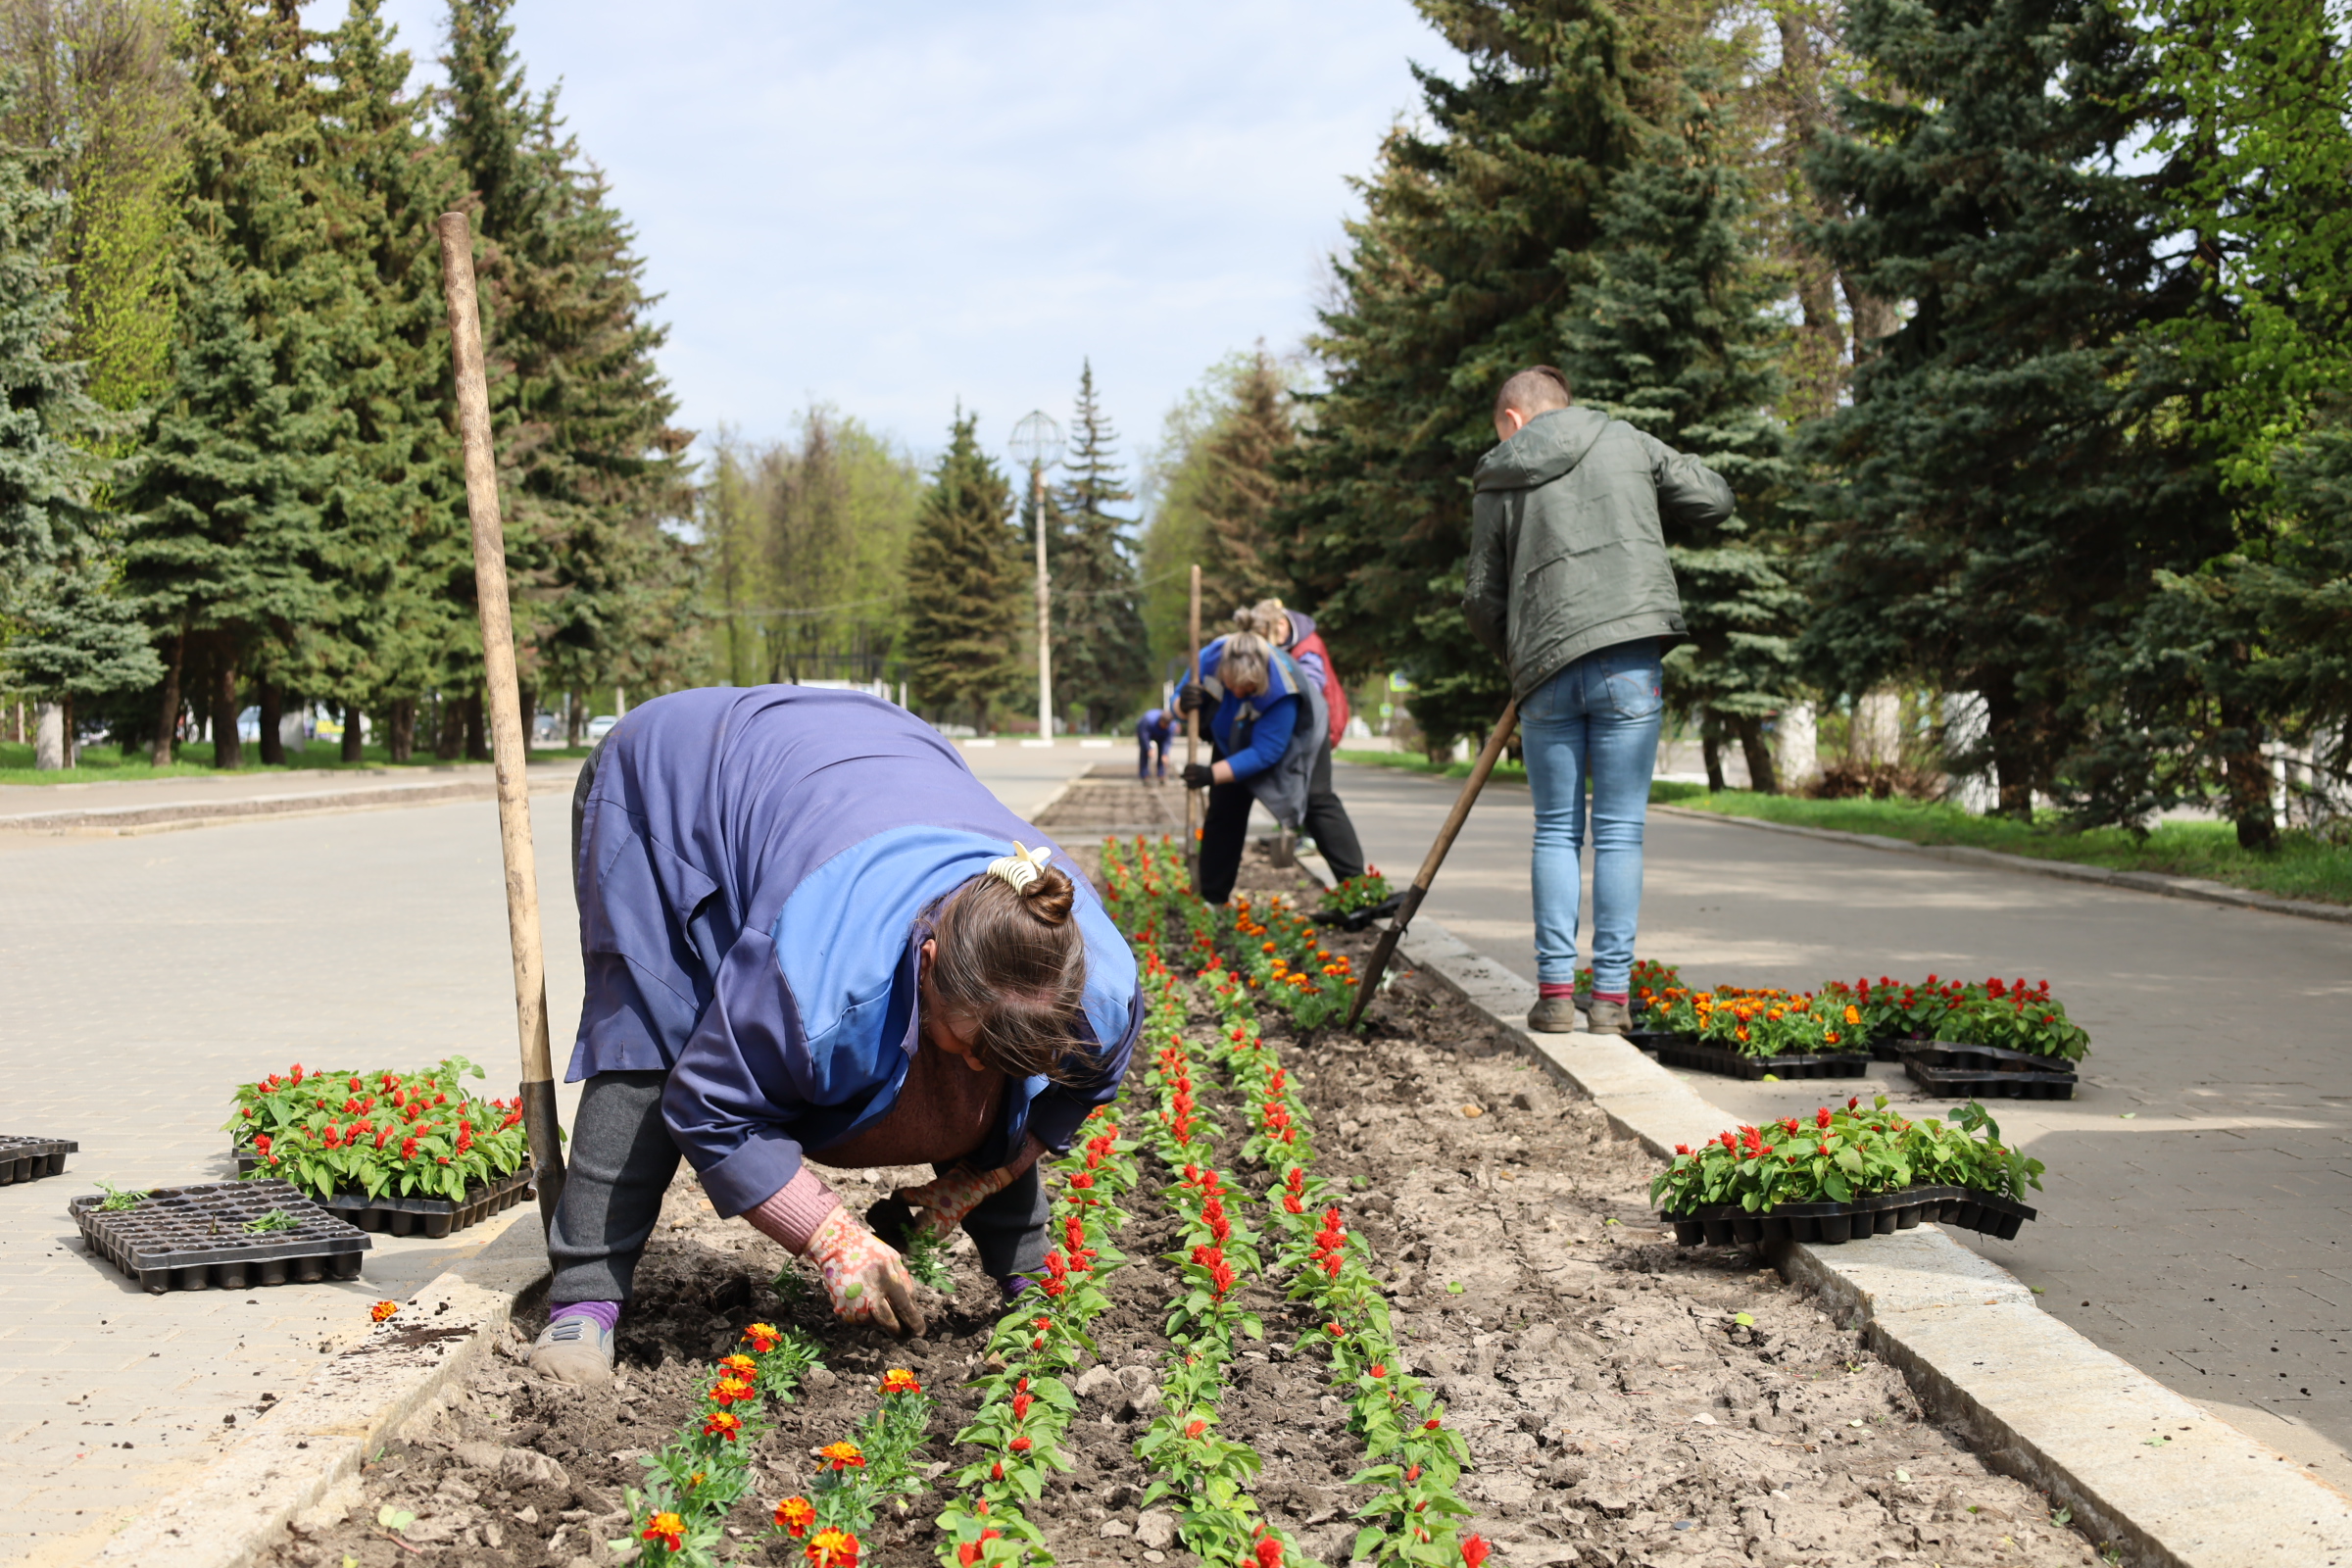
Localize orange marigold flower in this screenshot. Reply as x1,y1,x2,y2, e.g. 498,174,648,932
744,1322,784,1351
818,1440,866,1470
719,1353,759,1376
806,1527,860,1568
710,1376,755,1405
642,1511,687,1551
774,1495,815,1537
703,1410,744,1442
879,1367,921,1396
370,1300,400,1323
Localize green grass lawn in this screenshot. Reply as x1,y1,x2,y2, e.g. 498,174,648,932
0,740,595,788
1337,747,1529,785
1670,790,2352,907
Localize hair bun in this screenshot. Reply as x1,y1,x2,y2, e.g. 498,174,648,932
1020,863,1075,927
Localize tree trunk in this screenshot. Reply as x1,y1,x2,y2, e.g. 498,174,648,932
33,701,65,770
212,646,242,769
388,698,415,763
258,681,285,766
434,695,462,760
1700,711,1727,793
2219,696,2278,853
1735,714,1779,795
1983,676,2033,819
341,701,365,763
151,624,185,766
566,689,583,748
518,685,536,757
464,691,488,761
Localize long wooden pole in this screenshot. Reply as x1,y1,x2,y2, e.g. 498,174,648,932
1345,700,1520,1029
436,212,566,1231
1183,564,1202,893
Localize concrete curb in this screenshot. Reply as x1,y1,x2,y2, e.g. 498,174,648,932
0,768,581,837
1392,918,2352,1568
97,1216,551,1567
1653,803,2352,927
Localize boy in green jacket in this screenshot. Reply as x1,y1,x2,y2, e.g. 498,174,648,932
1461,367,1734,1035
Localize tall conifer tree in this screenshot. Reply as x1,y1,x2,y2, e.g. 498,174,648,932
1049,361,1149,731
903,411,1023,730
1189,349,1297,624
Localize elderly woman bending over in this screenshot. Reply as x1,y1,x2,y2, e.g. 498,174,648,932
1176,629,1328,904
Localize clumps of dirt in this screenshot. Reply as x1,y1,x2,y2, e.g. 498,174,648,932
260,833,2097,1568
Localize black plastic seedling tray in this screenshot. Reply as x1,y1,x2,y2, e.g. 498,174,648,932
231,1141,535,1238
71,1179,369,1294
1663,1185,2036,1248
1649,1037,1875,1080
0,1135,76,1185
1901,1042,2079,1101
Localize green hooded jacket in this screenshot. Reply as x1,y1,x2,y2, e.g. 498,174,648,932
1461,406,1734,698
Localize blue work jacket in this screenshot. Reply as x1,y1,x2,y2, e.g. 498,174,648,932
568,686,1140,1217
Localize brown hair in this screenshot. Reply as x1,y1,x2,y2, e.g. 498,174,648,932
926,862,1091,1083
1234,599,1291,645
1494,365,1572,420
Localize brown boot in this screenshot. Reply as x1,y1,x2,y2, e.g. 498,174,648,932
1585,999,1632,1037
1527,996,1578,1033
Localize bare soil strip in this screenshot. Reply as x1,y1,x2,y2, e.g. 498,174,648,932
260,838,2098,1568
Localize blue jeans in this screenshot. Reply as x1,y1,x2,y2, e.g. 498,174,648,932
1519,641,1664,991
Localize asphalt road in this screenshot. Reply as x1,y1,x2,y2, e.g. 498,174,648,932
1327,758,2352,1489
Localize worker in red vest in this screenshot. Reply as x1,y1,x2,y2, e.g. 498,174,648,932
1241,600,1366,884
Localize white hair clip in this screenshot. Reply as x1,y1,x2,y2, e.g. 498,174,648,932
988,841,1053,894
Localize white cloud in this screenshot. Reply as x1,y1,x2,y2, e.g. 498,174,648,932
335,0,1443,470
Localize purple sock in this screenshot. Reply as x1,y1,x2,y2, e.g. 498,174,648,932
999,1276,1034,1302
552,1300,620,1335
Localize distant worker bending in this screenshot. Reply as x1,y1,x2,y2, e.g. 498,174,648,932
1176,629,1326,905
1135,705,1173,782
1237,600,1365,886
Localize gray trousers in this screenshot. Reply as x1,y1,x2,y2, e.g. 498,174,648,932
546,1066,1054,1306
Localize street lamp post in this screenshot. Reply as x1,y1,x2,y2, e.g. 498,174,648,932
1008,412,1065,744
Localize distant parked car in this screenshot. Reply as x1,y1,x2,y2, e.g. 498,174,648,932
586,714,620,742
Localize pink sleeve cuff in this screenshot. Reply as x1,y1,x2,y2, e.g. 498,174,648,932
742,1167,842,1254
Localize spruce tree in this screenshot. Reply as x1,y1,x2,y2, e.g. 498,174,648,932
314,0,469,759
1189,349,1297,625
1280,0,1673,751
1563,56,1799,790
903,410,1023,730
122,0,352,768
1049,361,1150,731
0,64,154,760
1798,0,2226,816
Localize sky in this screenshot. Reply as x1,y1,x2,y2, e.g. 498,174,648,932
345,0,1448,476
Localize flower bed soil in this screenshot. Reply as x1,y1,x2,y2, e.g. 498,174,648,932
0,1133,74,1184
72,1179,370,1294
254,841,2097,1568
1647,1038,1875,1082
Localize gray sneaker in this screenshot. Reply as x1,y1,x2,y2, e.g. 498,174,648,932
1527,996,1578,1033
529,1312,615,1387
1585,999,1632,1037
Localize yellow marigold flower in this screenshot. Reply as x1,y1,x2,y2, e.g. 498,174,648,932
774,1495,816,1537
1844,1004,1861,1025
818,1440,866,1470
806,1528,860,1568
880,1367,921,1396
370,1300,400,1323
642,1511,686,1551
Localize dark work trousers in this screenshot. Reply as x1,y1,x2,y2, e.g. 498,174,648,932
1302,737,1366,884
545,1068,1054,1306
1197,739,1368,903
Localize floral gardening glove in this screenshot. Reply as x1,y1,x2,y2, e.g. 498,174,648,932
893,1162,1017,1240
804,1205,926,1338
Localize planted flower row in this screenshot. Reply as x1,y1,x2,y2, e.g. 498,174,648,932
616,1321,822,1565
227,1055,530,1202
934,1102,1146,1568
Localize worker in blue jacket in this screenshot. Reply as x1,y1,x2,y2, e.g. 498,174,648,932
1177,628,1329,904
530,686,1140,1385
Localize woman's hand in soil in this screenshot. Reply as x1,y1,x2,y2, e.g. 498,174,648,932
804,1206,926,1337
894,1162,1013,1238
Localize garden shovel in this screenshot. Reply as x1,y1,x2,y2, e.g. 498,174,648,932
1344,699,1520,1030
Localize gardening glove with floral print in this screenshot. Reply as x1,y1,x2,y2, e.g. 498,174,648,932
803,1204,925,1338
894,1163,1016,1239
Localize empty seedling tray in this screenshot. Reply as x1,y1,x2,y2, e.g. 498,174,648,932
230,1143,535,1239
72,1179,369,1294
1901,1042,2079,1101
0,1135,76,1185
1649,1037,1875,1081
